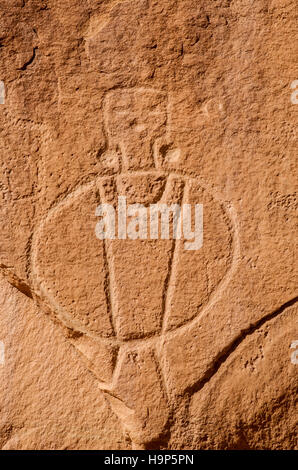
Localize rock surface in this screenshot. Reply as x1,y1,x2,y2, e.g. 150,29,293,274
0,0,297,449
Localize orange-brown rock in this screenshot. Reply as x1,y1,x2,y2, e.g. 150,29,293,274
0,0,297,450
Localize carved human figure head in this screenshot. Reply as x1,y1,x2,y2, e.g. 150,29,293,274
103,88,168,170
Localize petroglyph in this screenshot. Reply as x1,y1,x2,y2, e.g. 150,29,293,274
30,87,236,447
1,0,297,451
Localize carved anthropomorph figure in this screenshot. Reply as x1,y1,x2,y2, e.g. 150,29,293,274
31,88,234,449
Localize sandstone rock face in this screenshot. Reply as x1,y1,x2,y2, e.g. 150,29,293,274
0,0,297,450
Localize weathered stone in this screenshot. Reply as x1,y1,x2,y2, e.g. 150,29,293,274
0,0,296,450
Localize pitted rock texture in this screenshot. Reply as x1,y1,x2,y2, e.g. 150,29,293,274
0,0,297,450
